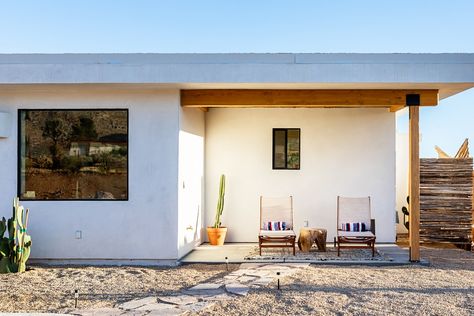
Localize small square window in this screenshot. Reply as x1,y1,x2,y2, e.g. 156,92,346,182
272,128,300,170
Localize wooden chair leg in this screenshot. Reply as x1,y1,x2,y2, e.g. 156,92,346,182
337,238,340,256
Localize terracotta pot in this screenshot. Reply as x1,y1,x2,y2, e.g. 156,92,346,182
207,227,227,245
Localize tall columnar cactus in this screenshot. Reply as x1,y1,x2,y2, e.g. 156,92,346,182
213,174,226,228
0,197,32,273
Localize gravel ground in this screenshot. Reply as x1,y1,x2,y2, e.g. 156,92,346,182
204,248,474,316
0,247,473,315
0,263,238,313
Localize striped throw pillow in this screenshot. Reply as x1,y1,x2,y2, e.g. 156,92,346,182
264,221,287,231
341,222,368,232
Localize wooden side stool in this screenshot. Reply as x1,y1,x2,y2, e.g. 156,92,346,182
297,228,327,252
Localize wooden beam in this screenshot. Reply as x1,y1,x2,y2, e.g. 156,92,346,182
409,105,421,262
390,105,406,112
181,89,439,108
454,138,469,158
434,145,451,158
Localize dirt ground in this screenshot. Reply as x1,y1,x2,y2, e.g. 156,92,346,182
0,247,473,315
25,172,127,199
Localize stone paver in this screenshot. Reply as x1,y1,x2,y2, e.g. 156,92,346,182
157,295,198,306
136,302,180,311
188,283,222,291
184,283,225,296
252,277,274,286
104,262,310,316
180,300,216,313
235,275,256,283
245,270,272,277
10,314,71,316
72,308,126,316
118,297,157,310
201,293,233,301
119,311,148,316
146,309,183,316
225,283,250,296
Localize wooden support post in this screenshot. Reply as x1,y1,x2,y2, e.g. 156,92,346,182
409,106,420,262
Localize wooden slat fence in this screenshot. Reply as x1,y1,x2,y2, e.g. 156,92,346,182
420,158,473,247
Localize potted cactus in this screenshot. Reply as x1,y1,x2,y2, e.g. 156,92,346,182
207,174,227,245
0,197,32,273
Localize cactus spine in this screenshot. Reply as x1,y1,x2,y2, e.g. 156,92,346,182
213,174,226,228
0,197,32,273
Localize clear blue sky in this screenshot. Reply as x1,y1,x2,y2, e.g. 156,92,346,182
1,0,473,157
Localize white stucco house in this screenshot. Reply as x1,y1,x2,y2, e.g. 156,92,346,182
0,53,473,264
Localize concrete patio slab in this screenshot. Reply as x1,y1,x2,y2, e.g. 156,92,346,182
179,243,254,263
180,243,429,265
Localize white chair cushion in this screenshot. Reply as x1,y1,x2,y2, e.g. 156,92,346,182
338,231,375,238
259,230,296,237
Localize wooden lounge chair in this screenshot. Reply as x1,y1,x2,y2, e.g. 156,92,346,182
336,196,376,257
259,196,296,255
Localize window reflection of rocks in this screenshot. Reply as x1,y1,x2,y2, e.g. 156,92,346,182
18,109,128,200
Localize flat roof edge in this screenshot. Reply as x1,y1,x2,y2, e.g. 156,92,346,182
0,53,474,65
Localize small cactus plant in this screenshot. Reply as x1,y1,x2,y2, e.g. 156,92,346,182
0,197,32,273
213,174,226,228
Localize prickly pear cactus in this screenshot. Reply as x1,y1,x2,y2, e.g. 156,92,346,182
0,217,11,272
0,197,32,273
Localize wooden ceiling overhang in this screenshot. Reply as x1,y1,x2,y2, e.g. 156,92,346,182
181,89,439,112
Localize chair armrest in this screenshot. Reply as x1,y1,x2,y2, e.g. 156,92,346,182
370,219,376,235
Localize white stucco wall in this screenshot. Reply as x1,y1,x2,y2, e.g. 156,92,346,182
0,88,180,262
177,107,205,258
396,132,409,234
205,108,396,243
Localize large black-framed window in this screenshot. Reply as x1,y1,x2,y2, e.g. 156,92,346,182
18,109,129,201
272,128,300,170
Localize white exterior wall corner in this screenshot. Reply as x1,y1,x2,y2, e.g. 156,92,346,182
205,108,396,243
0,88,181,261
177,107,205,259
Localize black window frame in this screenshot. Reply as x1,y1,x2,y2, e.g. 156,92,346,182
17,108,129,201
272,128,300,170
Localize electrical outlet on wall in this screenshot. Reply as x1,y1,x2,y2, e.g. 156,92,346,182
75,230,82,239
